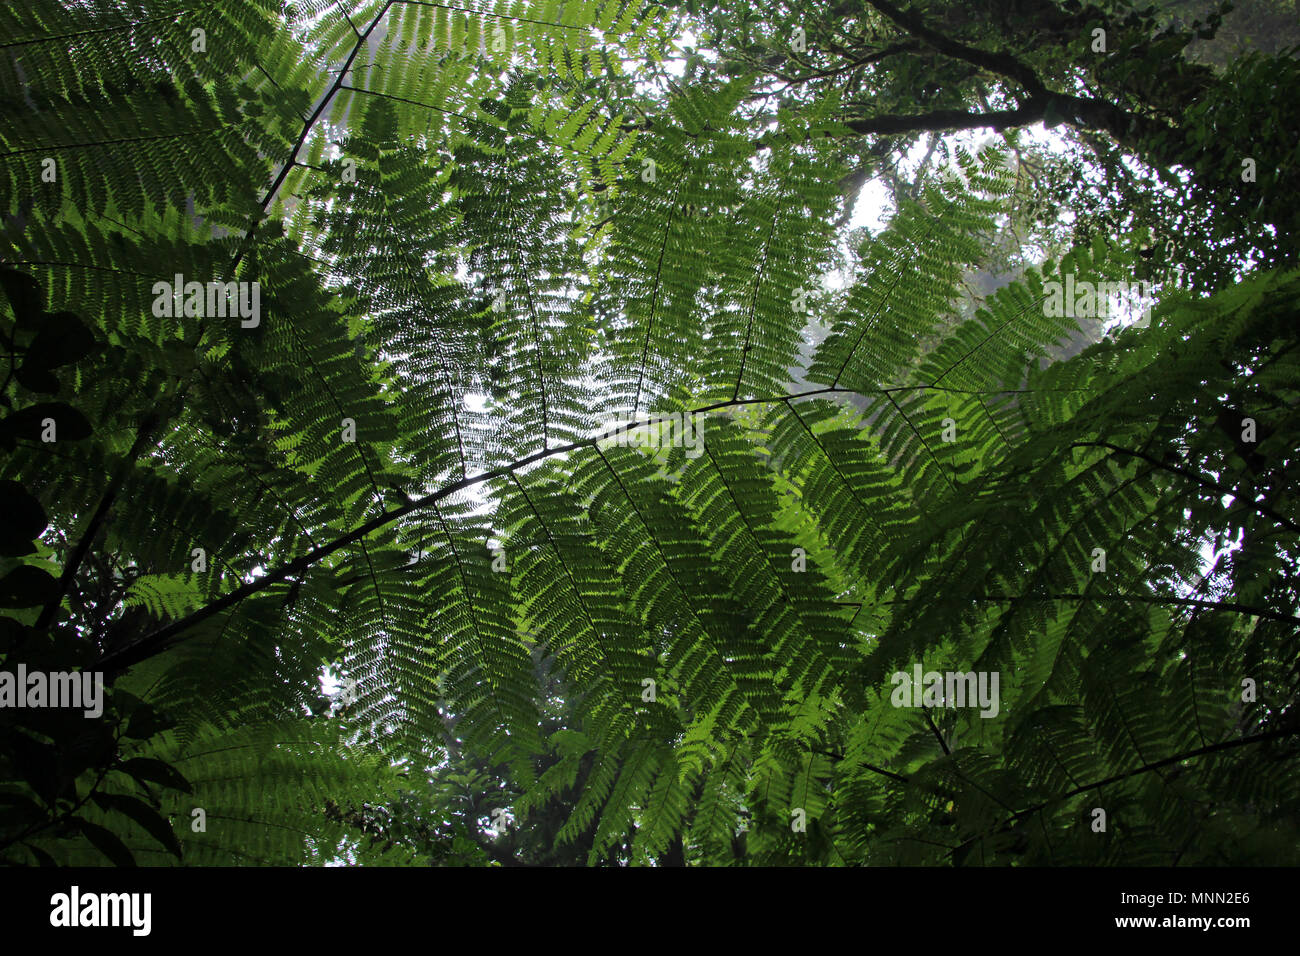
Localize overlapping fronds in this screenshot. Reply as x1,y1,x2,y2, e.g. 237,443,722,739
2,0,1296,868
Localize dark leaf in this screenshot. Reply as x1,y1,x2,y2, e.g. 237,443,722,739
12,363,61,395
63,720,119,778
75,819,138,867
0,790,49,828
0,479,48,555
116,757,193,794
0,269,42,326
91,792,183,858
10,734,61,807
0,616,31,653
24,311,97,370
17,624,96,671
124,702,177,740
0,403,93,443
27,845,58,867
0,564,59,608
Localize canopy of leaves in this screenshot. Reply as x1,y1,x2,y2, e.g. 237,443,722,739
0,0,1296,866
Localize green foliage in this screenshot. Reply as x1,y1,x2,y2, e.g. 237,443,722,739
1,0,1296,866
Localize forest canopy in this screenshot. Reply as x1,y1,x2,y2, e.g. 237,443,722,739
0,0,1297,867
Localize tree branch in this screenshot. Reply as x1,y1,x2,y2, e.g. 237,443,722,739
854,0,1178,162
949,725,1299,860
974,592,1300,627
1071,440,1300,536
812,748,910,784
861,0,1046,95
923,709,951,756
229,1,395,275
844,99,1049,136
34,413,160,630
97,385,861,671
